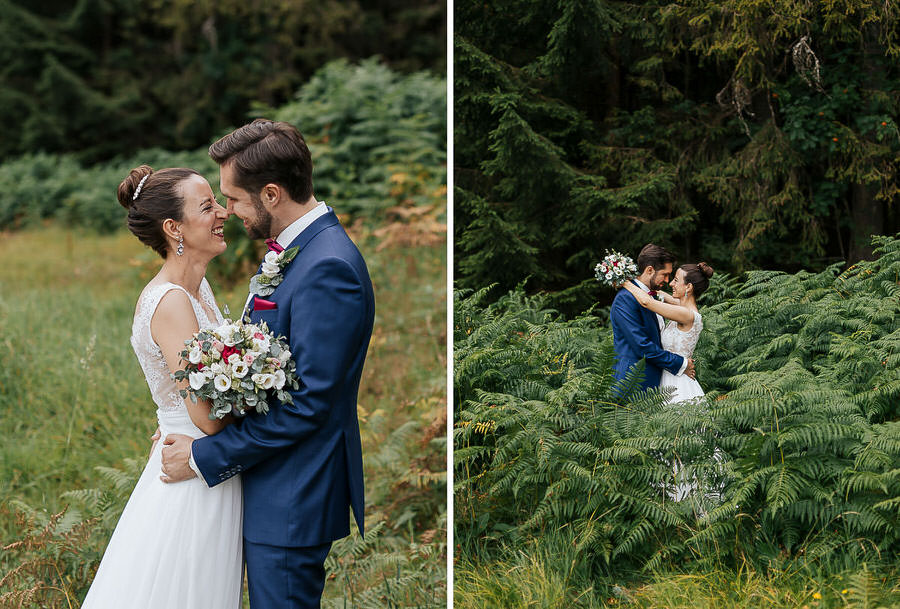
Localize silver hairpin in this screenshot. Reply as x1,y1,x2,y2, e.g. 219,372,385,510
133,174,150,201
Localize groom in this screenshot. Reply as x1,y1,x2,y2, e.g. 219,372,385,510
161,119,375,608
610,243,693,393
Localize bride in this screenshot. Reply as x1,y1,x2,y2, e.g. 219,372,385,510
623,262,717,504
622,262,714,403
80,165,242,608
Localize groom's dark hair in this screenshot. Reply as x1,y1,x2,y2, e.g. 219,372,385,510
637,243,676,273
209,118,313,204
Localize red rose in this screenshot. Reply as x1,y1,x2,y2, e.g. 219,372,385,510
613,261,618,267
222,346,240,361
198,362,205,370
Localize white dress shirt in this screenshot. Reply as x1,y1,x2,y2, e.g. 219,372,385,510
633,278,687,377
189,201,329,484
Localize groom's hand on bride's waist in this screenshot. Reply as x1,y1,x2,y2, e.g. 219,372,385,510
685,358,696,380
160,434,198,483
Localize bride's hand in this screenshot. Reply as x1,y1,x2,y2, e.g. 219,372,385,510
149,427,161,460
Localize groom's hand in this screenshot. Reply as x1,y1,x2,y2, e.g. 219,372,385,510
685,358,696,379
160,434,198,483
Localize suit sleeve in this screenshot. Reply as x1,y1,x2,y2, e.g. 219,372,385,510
612,292,684,375
192,256,365,486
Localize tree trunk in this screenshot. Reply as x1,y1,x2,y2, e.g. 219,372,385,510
848,182,883,262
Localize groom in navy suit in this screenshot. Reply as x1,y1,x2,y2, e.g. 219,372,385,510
161,119,375,608
610,243,693,393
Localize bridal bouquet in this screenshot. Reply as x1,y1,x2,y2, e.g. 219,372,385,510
171,320,299,419
594,250,638,288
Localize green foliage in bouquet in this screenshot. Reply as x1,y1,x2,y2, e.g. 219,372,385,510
455,234,900,577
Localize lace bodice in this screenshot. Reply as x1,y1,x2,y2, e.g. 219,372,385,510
660,310,703,359
130,278,224,413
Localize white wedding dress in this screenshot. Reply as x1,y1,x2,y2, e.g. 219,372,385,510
659,310,704,402
81,279,243,609
658,310,709,503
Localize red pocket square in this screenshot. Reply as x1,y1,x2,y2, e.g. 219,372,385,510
253,297,277,311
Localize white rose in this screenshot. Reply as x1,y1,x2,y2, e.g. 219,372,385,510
189,371,206,390
232,362,249,378
273,369,286,389
264,251,280,265
227,353,241,365
210,362,225,375
214,374,231,392
188,346,202,364
253,338,271,353
204,367,216,379
261,262,280,275
278,350,291,364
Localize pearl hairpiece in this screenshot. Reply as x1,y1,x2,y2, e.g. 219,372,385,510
132,174,150,201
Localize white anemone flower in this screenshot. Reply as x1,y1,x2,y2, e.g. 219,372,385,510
214,374,231,392
252,373,276,390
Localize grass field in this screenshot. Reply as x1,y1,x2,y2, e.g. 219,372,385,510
0,219,446,607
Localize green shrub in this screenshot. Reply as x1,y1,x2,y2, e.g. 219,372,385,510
455,234,900,576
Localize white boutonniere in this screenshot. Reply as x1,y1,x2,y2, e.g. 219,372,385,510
249,246,299,296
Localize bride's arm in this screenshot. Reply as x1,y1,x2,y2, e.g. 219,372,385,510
658,291,680,305
622,282,695,325
151,290,229,436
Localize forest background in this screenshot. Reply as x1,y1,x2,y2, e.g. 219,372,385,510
0,1,446,608
455,0,900,314
455,2,900,608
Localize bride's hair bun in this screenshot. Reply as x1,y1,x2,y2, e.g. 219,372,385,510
117,164,200,258
680,262,713,299
117,165,154,210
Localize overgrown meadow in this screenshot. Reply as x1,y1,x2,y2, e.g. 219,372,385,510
0,60,446,608
454,237,900,608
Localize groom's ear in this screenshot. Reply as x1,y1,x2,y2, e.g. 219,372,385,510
260,183,282,207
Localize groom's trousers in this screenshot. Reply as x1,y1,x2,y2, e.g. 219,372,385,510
245,538,332,608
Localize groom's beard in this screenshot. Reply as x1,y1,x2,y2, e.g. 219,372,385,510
246,194,273,240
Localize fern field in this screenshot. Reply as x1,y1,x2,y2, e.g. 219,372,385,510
454,235,900,603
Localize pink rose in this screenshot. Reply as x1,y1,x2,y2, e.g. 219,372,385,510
243,353,255,365
212,340,225,352
254,332,265,340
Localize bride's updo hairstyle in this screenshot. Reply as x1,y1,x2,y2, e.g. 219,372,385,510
117,165,201,258
680,262,714,299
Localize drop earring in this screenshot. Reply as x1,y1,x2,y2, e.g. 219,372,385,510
176,235,184,256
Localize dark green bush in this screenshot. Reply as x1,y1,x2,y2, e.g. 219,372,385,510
455,235,900,574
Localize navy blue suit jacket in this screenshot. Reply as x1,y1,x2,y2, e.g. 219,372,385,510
193,209,375,547
609,280,683,391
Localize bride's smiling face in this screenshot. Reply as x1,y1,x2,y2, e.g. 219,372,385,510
669,268,689,298
176,175,228,257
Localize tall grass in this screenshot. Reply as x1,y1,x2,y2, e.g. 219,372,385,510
0,219,445,606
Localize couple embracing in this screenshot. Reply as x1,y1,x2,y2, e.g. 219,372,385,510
81,120,375,608
610,243,714,404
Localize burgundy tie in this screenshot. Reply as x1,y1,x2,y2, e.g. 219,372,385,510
265,238,284,253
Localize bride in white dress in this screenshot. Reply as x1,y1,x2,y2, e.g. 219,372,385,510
81,165,242,608
623,262,716,503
